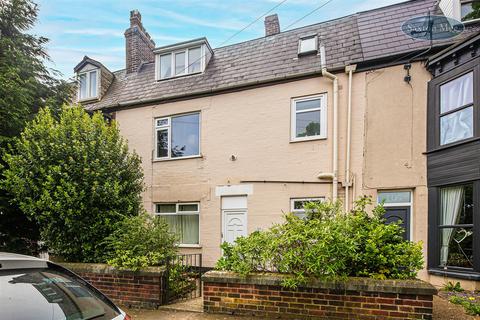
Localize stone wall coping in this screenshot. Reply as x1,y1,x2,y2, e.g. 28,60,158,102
60,262,165,277
202,271,437,295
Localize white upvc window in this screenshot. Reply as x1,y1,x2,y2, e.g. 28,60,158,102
157,46,203,80
155,112,200,160
290,197,325,219
78,69,99,101
291,94,327,141
298,35,318,55
155,202,200,245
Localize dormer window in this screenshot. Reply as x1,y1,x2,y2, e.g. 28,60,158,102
298,35,318,55
78,69,99,101
155,38,213,81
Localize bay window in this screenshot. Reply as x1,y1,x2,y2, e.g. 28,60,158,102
439,72,474,145
155,113,200,160
438,184,473,269
156,203,199,245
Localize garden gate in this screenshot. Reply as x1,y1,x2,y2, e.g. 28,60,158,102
163,253,208,304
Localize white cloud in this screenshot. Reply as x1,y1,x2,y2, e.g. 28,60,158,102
150,8,247,31
63,28,124,37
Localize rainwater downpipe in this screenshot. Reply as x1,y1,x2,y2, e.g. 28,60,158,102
344,64,357,211
320,44,338,201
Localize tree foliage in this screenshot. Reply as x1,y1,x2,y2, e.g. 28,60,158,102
2,106,144,262
216,197,424,288
0,0,73,254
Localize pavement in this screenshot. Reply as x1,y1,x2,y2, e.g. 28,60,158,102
124,295,471,320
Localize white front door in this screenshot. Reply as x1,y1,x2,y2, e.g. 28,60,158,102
221,196,247,244
223,210,247,244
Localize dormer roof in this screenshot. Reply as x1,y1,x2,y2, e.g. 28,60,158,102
74,56,109,73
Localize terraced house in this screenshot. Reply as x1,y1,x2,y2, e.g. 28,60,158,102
73,0,480,288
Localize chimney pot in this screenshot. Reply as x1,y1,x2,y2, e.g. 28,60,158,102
130,10,142,27
264,14,280,36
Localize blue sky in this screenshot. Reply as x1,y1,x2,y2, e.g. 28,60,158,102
33,0,404,79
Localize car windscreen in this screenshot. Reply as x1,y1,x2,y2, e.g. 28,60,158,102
0,267,121,320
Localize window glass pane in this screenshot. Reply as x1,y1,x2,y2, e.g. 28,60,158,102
79,74,87,99
440,72,473,113
156,118,168,127
179,204,199,212
440,106,473,145
175,51,186,75
1,268,120,320
299,37,316,53
156,203,176,213
378,191,411,204
160,54,171,79
440,227,473,268
461,2,474,20
156,129,169,158
293,212,307,220
296,98,320,111
171,113,200,158
160,215,199,244
440,184,473,226
89,70,97,97
296,110,321,138
188,47,202,73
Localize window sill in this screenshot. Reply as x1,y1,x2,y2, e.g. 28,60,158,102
425,136,480,154
290,136,327,143
78,96,99,103
428,268,480,280
153,155,203,162
178,244,202,249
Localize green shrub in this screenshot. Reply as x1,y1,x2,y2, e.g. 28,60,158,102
216,196,424,287
444,281,464,292
449,295,480,315
104,213,177,271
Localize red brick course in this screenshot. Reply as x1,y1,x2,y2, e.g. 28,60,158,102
61,263,166,309
203,271,436,320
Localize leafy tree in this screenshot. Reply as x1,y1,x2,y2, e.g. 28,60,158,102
0,0,73,254
2,106,144,262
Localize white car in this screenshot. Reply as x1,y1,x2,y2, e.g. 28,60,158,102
0,252,131,320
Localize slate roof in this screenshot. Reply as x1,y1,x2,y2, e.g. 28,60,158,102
83,0,478,111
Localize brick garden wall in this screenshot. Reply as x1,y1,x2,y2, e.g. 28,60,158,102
61,263,166,309
203,271,437,320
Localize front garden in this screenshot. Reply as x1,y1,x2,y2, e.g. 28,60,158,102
206,197,434,319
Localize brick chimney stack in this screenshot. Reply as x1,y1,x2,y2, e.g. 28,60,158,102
125,10,155,74
264,14,280,36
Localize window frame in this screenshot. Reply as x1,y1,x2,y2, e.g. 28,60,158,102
291,94,327,142
77,69,100,101
428,180,480,279
427,59,480,151
154,112,201,161
298,35,318,55
290,197,325,218
154,202,200,246
157,46,204,80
